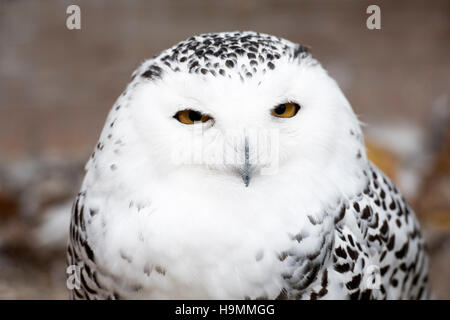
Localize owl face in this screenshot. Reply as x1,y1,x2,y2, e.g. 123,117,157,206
114,32,362,190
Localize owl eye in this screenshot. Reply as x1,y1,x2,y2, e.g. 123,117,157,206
174,109,212,125
271,103,300,118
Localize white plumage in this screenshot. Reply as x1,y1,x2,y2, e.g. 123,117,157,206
67,31,429,299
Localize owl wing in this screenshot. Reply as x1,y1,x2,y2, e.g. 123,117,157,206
330,163,430,299
67,191,115,299
279,163,429,300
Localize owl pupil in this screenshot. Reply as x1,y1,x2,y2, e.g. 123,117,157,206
275,104,286,114
189,110,202,122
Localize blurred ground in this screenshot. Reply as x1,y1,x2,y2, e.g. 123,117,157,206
0,0,449,299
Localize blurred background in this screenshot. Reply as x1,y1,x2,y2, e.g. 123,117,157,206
0,0,448,299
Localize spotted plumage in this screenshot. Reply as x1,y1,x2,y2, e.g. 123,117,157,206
133,31,311,84
67,31,429,299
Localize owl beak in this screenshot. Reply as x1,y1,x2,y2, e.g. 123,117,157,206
241,168,251,187
240,138,252,187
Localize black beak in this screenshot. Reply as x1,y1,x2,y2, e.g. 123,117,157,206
241,138,251,187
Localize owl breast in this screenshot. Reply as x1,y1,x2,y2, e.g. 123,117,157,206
85,178,335,299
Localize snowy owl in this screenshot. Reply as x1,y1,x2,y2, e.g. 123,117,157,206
67,31,429,300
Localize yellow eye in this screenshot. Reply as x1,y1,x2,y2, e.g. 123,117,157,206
174,109,211,124
271,103,300,118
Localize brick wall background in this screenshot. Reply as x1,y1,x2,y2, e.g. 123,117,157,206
0,0,448,299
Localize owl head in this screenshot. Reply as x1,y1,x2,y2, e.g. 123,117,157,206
89,31,365,199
